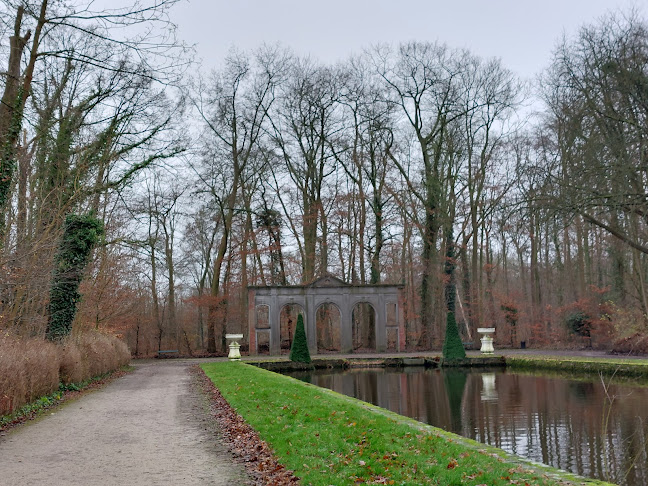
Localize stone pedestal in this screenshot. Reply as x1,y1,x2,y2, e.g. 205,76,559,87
225,333,243,360
477,327,495,354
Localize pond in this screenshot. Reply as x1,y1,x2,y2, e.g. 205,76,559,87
285,367,648,486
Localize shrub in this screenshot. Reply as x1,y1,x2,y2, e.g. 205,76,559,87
0,330,130,416
78,331,130,378
566,311,590,337
442,311,466,360
611,332,648,355
59,342,86,385
0,334,60,416
289,314,311,363
500,298,519,346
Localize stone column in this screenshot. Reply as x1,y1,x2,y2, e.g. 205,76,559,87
398,291,406,352
375,297,387,352
340,291,353,353
306,293,317,355
248,289,256,355
269,297,280,355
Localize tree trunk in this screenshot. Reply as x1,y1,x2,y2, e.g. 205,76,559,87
575,216,587,298
208,159,240,352
0,1,48,232
302,196,318,282
319,201,328,276
149,240,161,348
163,229,176,350
209,228,229,353
420,207,438,348
529,211,542,320
370,184,383,285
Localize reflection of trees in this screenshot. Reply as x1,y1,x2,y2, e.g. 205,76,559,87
471,373,647,485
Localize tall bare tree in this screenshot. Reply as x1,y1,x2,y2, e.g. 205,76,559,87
192,46,283,352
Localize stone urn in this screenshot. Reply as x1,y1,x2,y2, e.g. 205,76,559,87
477,328,495,354
225,334,244,360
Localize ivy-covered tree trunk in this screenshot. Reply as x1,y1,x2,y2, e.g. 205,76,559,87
442,226,466,360
0,2,49,239
45,213,104,341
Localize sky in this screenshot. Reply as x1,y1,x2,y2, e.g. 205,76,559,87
171,0,642,81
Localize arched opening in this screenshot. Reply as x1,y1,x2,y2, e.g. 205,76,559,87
316,303,341,353
255,305,270,355
279,304,304,354
352,302,376,352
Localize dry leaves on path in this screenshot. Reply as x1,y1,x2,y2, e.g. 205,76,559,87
194,366,300,486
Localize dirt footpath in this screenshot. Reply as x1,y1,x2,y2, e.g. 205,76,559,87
0,360,252,485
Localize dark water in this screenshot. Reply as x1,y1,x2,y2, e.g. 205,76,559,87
285,367,648,486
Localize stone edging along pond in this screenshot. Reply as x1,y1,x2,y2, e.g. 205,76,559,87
248,354,648,378
503,355,648,379
249,355,506,372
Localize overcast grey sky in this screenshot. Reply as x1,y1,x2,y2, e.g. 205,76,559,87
172,0,642,80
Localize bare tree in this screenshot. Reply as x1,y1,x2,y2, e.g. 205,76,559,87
0,0,186,237
192,46,283,352
372,42,473,346
268,58,344,283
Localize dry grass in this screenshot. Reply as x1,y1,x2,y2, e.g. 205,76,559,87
0,334,59,415
0,331,130,416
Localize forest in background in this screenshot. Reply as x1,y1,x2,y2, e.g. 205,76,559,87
0,1,646,356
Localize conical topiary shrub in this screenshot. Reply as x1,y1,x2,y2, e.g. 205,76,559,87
442,311,466,360
289,314,311,363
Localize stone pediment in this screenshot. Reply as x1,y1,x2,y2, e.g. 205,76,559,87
307,274,348,287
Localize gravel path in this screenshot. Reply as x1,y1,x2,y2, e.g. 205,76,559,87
0,360,252,485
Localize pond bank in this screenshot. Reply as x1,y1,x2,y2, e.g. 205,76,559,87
250,355,506,372
246,351,648,378
505,355,648,378
203,361,612,485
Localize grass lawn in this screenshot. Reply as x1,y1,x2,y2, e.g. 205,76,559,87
202,362,609,486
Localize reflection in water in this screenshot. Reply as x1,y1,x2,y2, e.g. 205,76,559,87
443,369,467,432
480,373,498,402
287,368,648,486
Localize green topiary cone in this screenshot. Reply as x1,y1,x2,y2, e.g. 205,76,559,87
442,311,466,360
289,314,311,363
